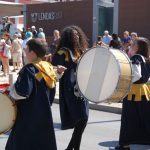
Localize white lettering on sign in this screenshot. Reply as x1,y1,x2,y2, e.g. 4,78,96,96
31,12,63,22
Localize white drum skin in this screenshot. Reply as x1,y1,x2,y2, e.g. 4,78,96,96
0,93,16,134
76,46,132,103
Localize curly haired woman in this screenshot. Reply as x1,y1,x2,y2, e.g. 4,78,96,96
52,25,89,150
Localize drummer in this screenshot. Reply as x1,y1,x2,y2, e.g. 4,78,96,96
115,38,150,150
52,25,89,150
6,38,66,150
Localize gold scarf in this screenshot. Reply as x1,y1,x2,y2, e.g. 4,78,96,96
32,58,56,88
127,83,150,101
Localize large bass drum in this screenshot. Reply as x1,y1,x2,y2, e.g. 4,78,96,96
76,46,132,103
0,93,16,134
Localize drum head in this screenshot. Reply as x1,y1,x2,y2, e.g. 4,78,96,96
0,93,16,134
76,47,120,103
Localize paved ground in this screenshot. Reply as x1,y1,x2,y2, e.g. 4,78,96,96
0,66,150,149
0,104,150,150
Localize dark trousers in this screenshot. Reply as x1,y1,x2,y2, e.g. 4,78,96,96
66,119,88,150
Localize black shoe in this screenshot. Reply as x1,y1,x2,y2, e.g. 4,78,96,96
115,145,130,150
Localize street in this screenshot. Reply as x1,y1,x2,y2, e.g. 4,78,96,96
0,104,150,150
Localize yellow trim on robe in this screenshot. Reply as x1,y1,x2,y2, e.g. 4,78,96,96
127,84,150,101
57,50,69,61
35,71,43,81
32,58,56,89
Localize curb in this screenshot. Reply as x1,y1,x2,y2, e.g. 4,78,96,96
54,96,122,114
89,102,122,114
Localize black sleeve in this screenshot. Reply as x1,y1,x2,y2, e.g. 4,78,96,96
15,66,34,98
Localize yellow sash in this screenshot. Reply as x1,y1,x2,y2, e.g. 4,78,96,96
32,59,56,88
127,83,150,101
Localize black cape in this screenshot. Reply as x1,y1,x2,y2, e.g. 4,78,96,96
6,64,57,150
119,55,150,146
52,48,89,130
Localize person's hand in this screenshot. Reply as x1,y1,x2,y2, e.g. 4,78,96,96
2,87,10,95
57,65,67,74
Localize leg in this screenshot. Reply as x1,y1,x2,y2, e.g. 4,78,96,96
66,119,87,150
13,62,16,71
5,58,9,75
1,57,7,76
17,62,20,70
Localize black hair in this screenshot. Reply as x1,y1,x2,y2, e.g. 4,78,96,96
135,38,150,62
112,33,118,40
26,38,48,58
97,36,102,41
56,25,88,57
134,38,150,58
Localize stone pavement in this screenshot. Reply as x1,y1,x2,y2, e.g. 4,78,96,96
0,65,122,114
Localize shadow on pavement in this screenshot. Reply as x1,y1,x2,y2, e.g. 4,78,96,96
88,119,120,125
99,140,118,148
99,141,150,150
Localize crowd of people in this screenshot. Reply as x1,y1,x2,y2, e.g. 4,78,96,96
94,30,139,56
0,25,150,150
0,25,60,76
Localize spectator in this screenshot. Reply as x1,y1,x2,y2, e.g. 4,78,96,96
109,33,121,49
31,26,38,38
0,35,11,76
38,28,45,39
128,32,138,57
11,34,23,71
121,31,131,53
93,36,105,47
49,29,60,55
102,30,112,45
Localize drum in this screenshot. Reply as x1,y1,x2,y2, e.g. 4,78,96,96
0,93,17,134
76,46,132,103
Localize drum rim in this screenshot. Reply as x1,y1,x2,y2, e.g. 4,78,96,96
115,49,133,101
106,48,133,102
0,93,17,134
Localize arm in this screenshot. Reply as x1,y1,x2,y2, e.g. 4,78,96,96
9,66,33,100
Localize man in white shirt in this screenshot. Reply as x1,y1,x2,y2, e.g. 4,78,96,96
37,28,45,39
102,30,112,45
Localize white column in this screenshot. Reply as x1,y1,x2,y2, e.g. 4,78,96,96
23,5,27,29
113,0,119,34
92,0,98,44
15,0,20,27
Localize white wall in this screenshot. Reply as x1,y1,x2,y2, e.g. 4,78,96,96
113,0,119,34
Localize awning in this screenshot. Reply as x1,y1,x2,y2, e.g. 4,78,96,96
0,1,23,17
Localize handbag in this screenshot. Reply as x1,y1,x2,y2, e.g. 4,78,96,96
3,44,11,59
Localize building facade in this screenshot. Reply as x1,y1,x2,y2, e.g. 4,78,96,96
114,0,150,40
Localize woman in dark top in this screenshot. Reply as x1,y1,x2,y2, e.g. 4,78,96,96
52,25,89,150
109,33,121,49
115,38,150,150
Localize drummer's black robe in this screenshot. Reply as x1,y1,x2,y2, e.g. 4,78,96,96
119,55,150,146
5,64,57,150
52,48,89,130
